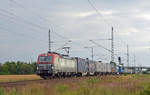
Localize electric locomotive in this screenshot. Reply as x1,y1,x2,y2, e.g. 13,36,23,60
37,52,76,79
37,52,118,79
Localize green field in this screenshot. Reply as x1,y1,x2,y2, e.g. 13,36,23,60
0,74,150,95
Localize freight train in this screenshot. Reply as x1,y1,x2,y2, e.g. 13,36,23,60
37,52,119,79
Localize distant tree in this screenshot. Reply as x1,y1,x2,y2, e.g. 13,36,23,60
9,62,16,74
16,61,23,74
20,63,34,74
0,63,2,73
1,62,10,74
0,61,37,75
31,62,37,73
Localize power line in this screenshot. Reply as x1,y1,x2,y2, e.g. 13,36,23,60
9,0,66,30
87,0,115,63
0,25,46,43
0,10,51,42
87,0,129,63
87,0,126,46
89,40,112,53
11,0,108,47
0,8,70,41
0,12,46,37
127,44,129,67
89,39,126,60
9,0,53,28
87,0,112,27
114,30,127,45
8,0,86,52
8,0,70,40
84,46,94,61
0,8,48,30
88,0,127,47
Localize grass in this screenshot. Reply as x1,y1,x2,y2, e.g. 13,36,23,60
0,75,41,83
1,74,150,95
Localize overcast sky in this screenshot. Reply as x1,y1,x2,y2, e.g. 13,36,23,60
0,0,150,66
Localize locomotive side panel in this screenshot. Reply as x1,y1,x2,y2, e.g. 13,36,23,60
54,57,76,73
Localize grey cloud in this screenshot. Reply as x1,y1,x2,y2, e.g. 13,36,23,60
0,0,150,66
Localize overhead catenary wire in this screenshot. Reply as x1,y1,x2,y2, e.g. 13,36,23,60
8,0,70,40
90,40,125,58
89,40,112,53
0,25,47,43
0,8,48,30
0,12,47,37
9,0,55,30
0,10,51,42
87,0,130,63
87,0,127,45
0,8,70,41
87,0,112,27
114,30,127,45
8,0,79,54
7,0,86,53
0,9,81,53
4,0,126,62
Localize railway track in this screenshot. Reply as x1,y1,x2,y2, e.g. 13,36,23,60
0,76,90,87
0,75,115,88
0,79,45,87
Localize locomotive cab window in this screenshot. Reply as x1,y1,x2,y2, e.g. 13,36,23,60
38,56,52,62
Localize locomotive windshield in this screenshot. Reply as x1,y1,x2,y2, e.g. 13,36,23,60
38,56,52,62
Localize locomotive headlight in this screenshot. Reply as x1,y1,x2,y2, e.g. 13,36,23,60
51,66,54,69
37,66,39,70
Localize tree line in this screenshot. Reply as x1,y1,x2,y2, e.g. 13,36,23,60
0,61,37,75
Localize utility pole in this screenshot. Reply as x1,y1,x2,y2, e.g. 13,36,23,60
127,44,129,67
89,27,114,63
133,55,136,73
134,55,136,67
48,29,51,52
92,47,94,62
111,26,114,62
84,46,94,62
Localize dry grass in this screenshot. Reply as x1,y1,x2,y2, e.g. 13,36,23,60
0,75,41,83
0,74,150,95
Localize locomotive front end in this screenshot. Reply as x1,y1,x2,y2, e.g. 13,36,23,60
37,53,54,79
